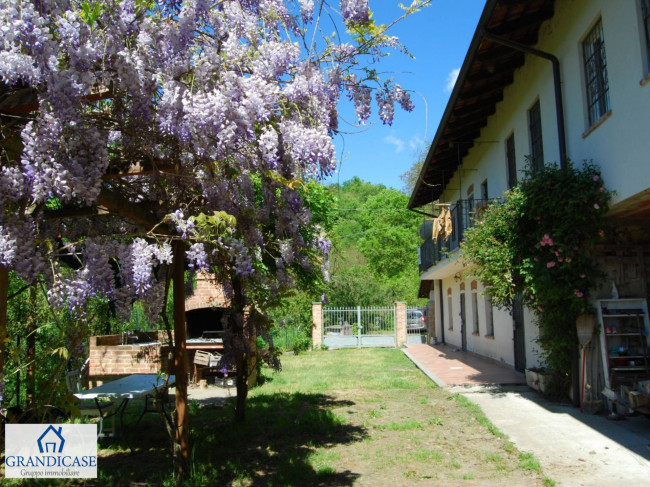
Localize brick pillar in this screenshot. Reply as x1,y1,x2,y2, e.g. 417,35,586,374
312,302,323,349
395,301,407,347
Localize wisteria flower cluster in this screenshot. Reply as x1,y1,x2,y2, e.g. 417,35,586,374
0,0,420,331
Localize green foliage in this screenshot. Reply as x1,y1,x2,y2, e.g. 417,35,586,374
462,161,613,382
189,211,236,240
327,178,424,306
2,272,141,411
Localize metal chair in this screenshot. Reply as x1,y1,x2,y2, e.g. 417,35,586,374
65,370,115,436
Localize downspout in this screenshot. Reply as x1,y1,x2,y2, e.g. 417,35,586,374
438,280,445,345
480,29,567,168
481,29,578,407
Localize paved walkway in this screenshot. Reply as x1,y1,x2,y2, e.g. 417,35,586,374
403,343,650,486
404,343,526,386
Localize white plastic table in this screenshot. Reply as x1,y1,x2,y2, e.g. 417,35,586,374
75,374,175,400
75,374,175,443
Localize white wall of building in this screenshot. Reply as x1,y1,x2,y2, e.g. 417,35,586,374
426,0,650,370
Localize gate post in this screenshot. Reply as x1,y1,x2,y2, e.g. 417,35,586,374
395,301,407,347
357,306,362,348
312,302,323,349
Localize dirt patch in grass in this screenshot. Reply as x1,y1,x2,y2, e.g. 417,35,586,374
87,348,548,486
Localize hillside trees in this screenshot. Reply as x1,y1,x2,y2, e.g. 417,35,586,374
327,179,422,305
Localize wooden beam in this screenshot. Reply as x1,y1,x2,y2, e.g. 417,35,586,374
96,187,162,232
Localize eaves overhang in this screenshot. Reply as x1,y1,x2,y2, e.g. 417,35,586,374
408,0,555,210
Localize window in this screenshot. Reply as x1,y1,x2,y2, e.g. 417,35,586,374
528,100,544,171
641,0,650,69
447,293,453,330
505,133,517,189
484,295,494,337
583,19,610,126
480,180,488,200
472,291,479,335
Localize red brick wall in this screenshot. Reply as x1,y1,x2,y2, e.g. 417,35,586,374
185,272,229,311
88,332,173,385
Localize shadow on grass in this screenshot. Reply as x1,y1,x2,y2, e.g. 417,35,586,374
93,392,366,486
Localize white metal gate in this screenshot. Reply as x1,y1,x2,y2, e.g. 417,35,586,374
322,306,396,349
406,306,428,344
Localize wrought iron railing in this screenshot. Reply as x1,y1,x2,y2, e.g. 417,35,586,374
418,199,496,273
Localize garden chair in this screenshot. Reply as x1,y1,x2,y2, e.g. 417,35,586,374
65,370,116,436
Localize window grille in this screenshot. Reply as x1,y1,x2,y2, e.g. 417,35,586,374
583,19,610,126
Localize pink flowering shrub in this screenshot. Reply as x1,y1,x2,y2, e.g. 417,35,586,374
462,160,612,386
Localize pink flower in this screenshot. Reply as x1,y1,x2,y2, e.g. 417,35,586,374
594,203,600,210
599,187,605,193
547,261,556,268
580,274,586,278
593,175,600,182
599,230,605,237
565,257,572,263
538,306,544,312
540,233,554,246
534,257,539,262
554,251,560,257
575,290,584,298
558,257,563,262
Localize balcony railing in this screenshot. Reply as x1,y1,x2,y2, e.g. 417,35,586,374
418,199,495,273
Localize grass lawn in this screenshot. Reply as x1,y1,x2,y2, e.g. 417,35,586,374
26,348,552,486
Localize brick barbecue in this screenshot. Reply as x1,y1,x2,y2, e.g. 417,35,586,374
88,273,229,386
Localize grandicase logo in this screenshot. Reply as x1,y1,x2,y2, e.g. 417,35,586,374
4,424,97,479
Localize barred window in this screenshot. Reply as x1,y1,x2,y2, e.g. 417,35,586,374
583,19,610,126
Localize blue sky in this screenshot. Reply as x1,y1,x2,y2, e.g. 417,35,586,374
324,0,486,191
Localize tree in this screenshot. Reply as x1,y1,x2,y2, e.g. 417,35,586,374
0,0,430,479
327,181,424,305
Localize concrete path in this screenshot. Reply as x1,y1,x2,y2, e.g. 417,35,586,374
404,343,650,486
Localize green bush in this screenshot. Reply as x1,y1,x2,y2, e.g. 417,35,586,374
462,161,612,387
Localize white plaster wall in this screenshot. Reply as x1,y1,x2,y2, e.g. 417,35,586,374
429,0,649,369
535,0,650,207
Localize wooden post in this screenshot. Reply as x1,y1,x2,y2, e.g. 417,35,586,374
0,266,8,375
172,242,189,479
26,284,37,408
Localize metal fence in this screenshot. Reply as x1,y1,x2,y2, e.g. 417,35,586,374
322,306,396,349
406,306,428,344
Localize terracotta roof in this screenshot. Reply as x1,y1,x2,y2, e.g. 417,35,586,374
408,0,555,209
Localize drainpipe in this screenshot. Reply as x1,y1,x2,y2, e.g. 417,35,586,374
480,29,567,169
482,29,578,408
438,280,445,345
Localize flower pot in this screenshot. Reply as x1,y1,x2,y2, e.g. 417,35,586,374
525,369,550,394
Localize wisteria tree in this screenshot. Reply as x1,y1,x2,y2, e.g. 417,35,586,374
0,0,427,477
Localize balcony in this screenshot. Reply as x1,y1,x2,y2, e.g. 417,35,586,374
418,199,494,273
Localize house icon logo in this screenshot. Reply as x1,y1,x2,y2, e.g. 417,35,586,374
37,425,66,453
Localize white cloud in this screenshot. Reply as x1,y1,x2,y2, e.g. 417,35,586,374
445,68,461,93
409,135,424,154
384,134,405,153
